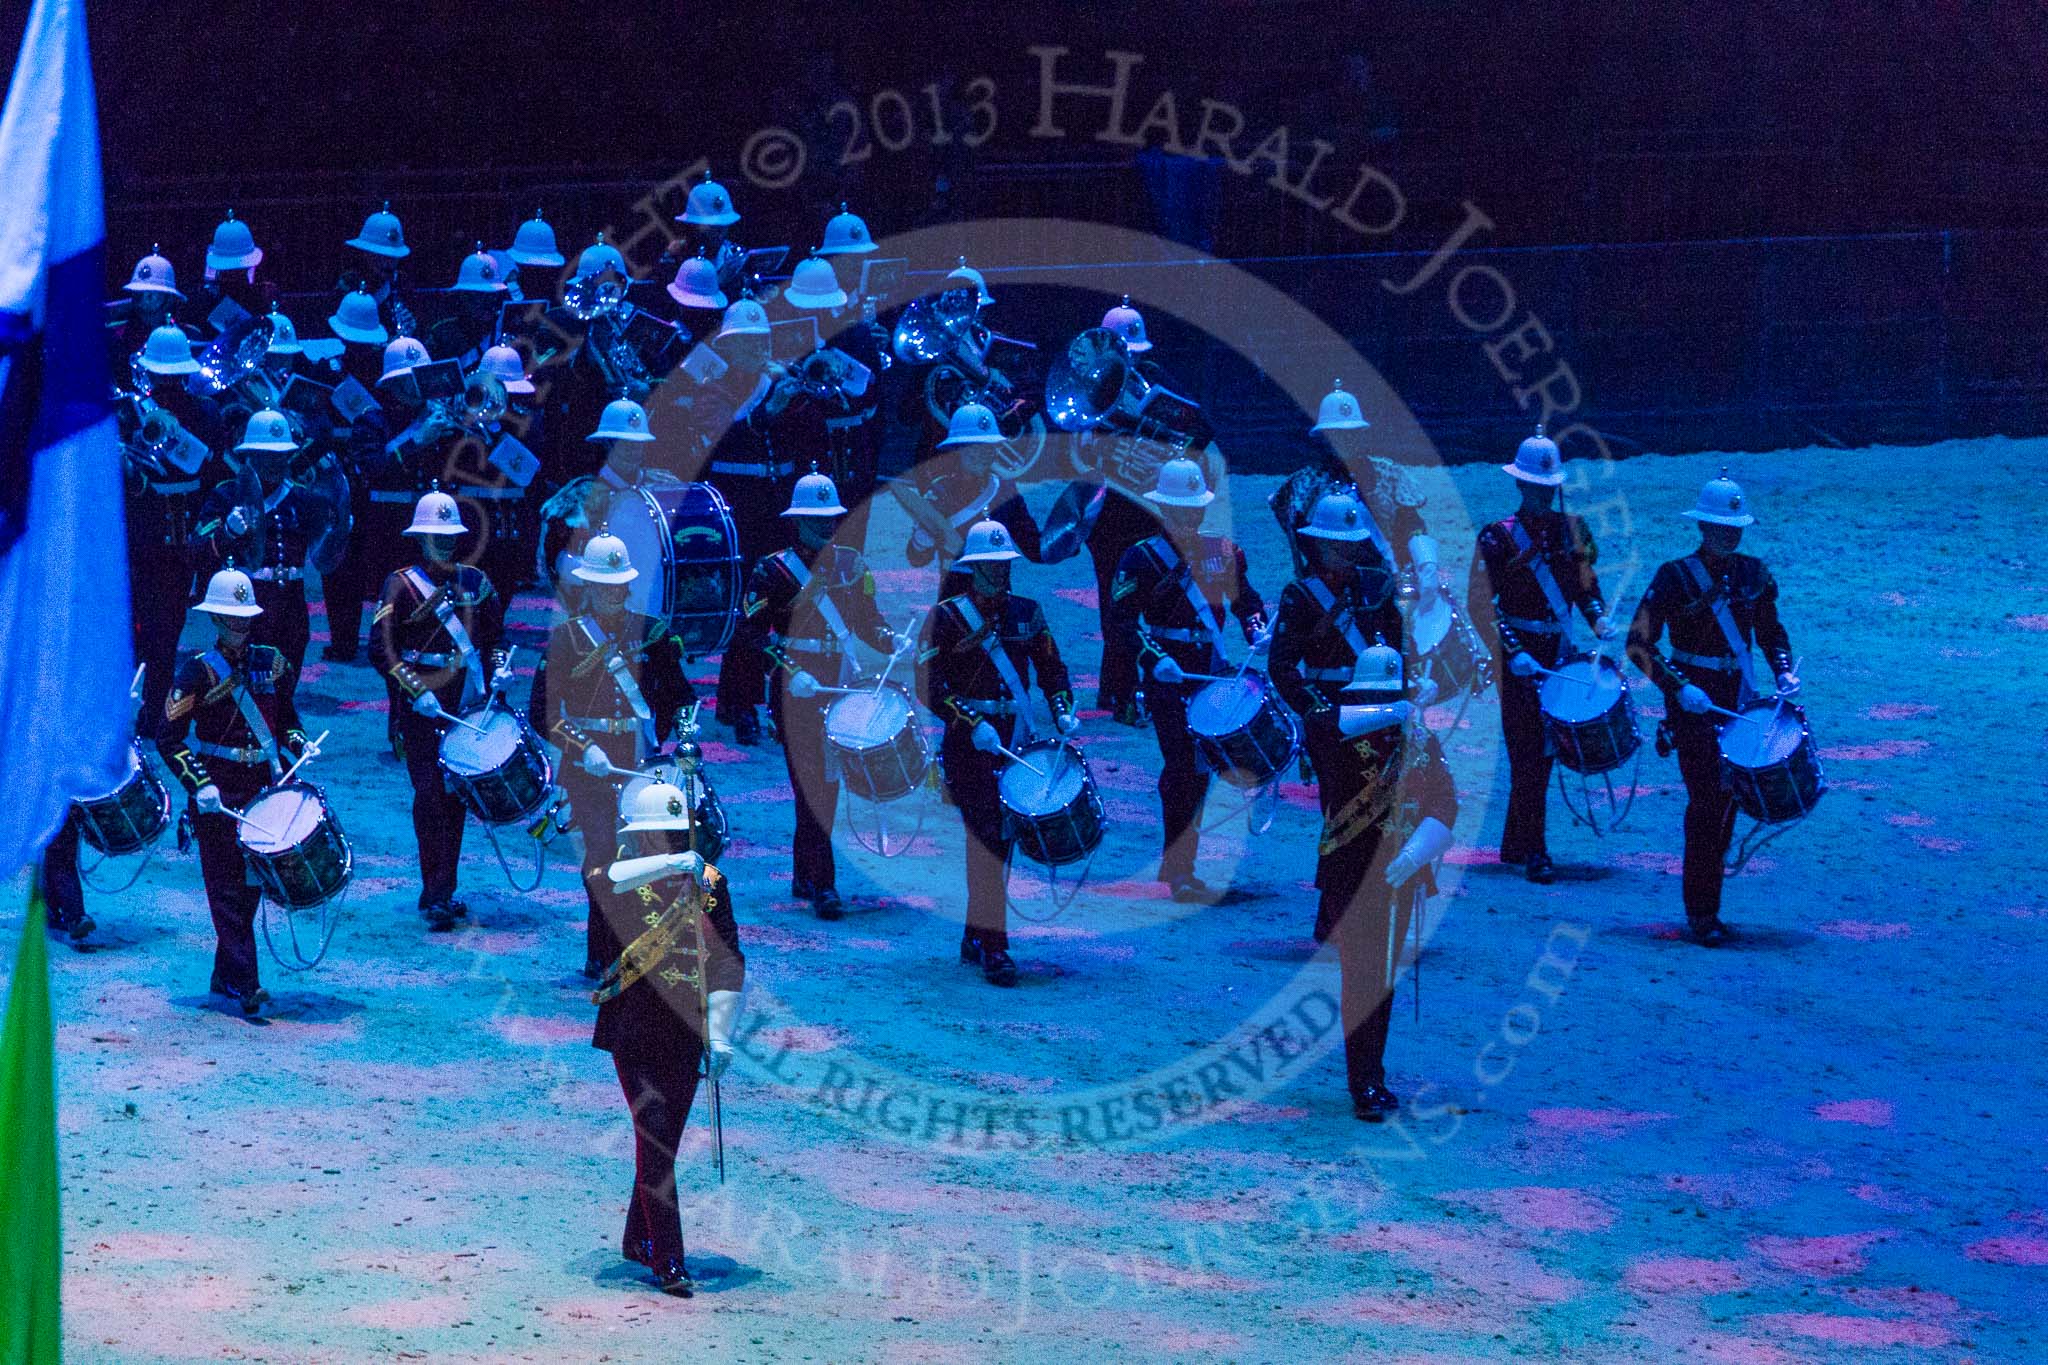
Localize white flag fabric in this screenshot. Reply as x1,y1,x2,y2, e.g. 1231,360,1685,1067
0,0,134,879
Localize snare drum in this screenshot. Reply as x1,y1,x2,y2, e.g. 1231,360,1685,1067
1718,700,1827,824
608,481,742,657
999,741,1104,867
1539,655,1641,774
826,686,930,802
440,706,556,826
1187,675,1298,789
619,763,729,864
71,742,172,855
1411,597,1490,700
238,783,352,911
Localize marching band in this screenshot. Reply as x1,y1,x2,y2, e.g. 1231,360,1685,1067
46,187,1823,1296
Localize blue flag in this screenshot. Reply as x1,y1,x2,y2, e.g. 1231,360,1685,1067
0,0,133,879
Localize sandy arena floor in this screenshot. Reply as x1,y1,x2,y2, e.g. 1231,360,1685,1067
11,436,2046,1363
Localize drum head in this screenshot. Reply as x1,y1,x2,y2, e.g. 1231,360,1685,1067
1540,657,1623,723
240,787,327,853
1186,676,1264,738
80,745,144,801
607,487,668,620
827,687,915,749
1410,599,1452,655
440,708,522,774
1719,703,1807,768
999,743,1087,815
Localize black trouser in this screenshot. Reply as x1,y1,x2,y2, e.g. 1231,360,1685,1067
611,1042,704,1264
1495,633,1567,862
192,770,267,995
41,820,87,930
1087,489,1155,705
1670,666,1742,924
769,680,839,895
940,722,1012,953
130,543,192,741
252,579,311,711
1306,726,1402,1099
1148,684,1211,884
711,475,786,723
328,496,413,660
396,704,468,909
458,489,532,597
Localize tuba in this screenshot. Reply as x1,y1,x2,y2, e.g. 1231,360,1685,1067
1045,327,1206,500
562,273,650,399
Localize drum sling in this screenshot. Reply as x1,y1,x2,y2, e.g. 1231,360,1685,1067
402,567,485,708
955,598,1035,742
773,550,861,686
1503,517,1574,638
201,648,282,780
1302,576,1373,676
1680,555,1761,702
572,616,655,748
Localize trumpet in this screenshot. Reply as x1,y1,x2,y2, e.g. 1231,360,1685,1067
426,372,509,436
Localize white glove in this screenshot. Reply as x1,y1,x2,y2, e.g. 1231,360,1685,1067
225,508,251,536
1250,624,1274,652
1339,701,1411,736
411,691,443,719
889,631,913,655
705,989,742,1079
1678,684,1711,715
488,670,511,696
1593,614,1618,641
1385,816,1454,888
1412,676,1440,708
1775,672,1802,699
1152,656,1185,685
1055,710,1080,736
579,746,614,777
971,721,1002,754
667,850,706,882
1509,652,1540,679
194,784,224,815
788,670,819,699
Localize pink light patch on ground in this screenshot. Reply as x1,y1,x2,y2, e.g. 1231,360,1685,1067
1055,585,1100,609
1912,834,1969,853
2012,613,2048,632
486,1013,588,1046
1750,1312,1952,1348
337,1292,476,1329
1749,1230,1892,1276
1088,878,1173,900
1822,740,1930,760
753,1023,848,1053
1441,1186,1617,1232
1609,850,1686,875
1815,920,1912,942
1965,1234,2048,1265
1866,701,1937,719
1528,1107,1673,1137
742,923,835,952
1882,810,1934,827
1623,1255,1748,1294
1298,1290,1505,1334
694,740,746,764
1813,1098,1894,1126
1444,845,1502,866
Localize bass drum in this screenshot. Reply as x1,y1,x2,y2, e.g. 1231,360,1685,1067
1539,654,1641,775
999,741,1105,867
71,742,173,856
1718,700,1827,824
238,782,353,911
608,481,742,658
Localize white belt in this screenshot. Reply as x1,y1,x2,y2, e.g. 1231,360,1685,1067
1670,649,1739,672
454,485,525,500
777,636,840,655
194,741,268,764
1501,615,1561,634
1305,666,1354,682
1149,625,1210,643
249,566,304,582
960,698,1019,716
150,479,201,495
369,489,415,503
711,460,795,479
565,715,640,734
401,650,454,666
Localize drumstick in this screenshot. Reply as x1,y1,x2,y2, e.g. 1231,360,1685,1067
129,663,146,702
1177,671,1237,685
994,743,1045,776
278,729,331,786
1526,662,1600,690
1703,701,1769,728
438,711,492,737
220,806,283,843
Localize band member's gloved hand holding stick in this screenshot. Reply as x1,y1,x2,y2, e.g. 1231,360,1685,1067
1055,707,1081,736
580,746,614,777
1152,656,1185,685
195,784,224,815
1338,701,1412,736
1593,613,1618,641
706,989,741,1079
1384,817,1455,888
788,671,820,699
1678,683,1711,715
1775,670,1801,698
971,721,1002,754
413,691,444,719
1509,652,1540,679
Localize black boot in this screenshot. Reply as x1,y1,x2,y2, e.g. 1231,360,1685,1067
959,933,982,967
813,888,844,921
650,1253,693,1297
727,709,761,747
1523,852,1558,884
210,975,270,1017
1686,917,1735,947
421,900,460,933
623,1236,654,1267
46,907,94,942
980,947,1019,987
1352,1082,1401,1120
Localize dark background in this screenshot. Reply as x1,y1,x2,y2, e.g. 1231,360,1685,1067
31,0,2048,463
